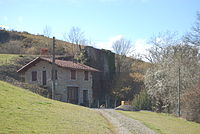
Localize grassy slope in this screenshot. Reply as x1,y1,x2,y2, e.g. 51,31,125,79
0,54,36,66
119,111,200,134
0,54,19,65
0,81,112,134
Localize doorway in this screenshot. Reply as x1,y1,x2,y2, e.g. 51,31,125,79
83,90,89,106
42,71,46,85
67,87,78,104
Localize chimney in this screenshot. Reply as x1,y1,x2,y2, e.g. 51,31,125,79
40,48,49,57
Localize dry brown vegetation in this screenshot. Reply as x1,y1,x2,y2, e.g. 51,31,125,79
182,82,200,123
0,30,77,56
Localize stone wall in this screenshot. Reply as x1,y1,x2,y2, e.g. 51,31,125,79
85,46,115,100
24,60,93,105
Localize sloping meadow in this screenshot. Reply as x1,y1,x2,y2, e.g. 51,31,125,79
0,81,113,134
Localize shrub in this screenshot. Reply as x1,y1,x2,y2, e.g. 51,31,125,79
132,89,152,110
0,41,22,54
182,82,200,123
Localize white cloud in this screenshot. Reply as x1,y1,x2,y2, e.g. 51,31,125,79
133,39,152,56
95,36,152,61
95,35,123,51
95,36,152,55
0,25,10,30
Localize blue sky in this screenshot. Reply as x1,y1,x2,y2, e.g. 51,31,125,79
0,0,200,54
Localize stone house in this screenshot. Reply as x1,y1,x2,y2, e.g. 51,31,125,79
17,57,99,106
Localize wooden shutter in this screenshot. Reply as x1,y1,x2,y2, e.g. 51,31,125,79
32,71,37,81
84,71,89,80
71,70,76,80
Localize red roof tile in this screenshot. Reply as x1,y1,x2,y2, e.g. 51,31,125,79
17,57,99,73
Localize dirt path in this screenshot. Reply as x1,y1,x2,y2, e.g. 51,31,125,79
95,109,157,134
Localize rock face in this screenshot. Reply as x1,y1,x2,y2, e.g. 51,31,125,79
85,46,116,101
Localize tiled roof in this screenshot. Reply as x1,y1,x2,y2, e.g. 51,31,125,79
17,57,99,73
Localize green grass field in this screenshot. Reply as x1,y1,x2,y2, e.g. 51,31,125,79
0,81,113,134
119,110,200,134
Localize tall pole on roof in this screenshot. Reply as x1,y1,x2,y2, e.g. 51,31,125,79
52,37,56,99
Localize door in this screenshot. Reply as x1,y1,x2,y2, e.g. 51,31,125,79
42,71,47,85
67,87,78,104
83,90,89,106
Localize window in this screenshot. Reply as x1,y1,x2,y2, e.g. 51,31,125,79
71,70,76,80
32,71,37,81
84,71,89,80
51,70,58,80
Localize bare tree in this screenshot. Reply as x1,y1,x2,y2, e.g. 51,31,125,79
144,31,179,63
43,25,52,37
112,38,134,106
64,26,87,50
112,38,133,74
145,42,200,114
63,26,88,58
182,80,200,123
184,12,200,47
